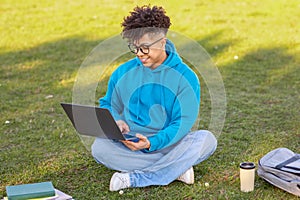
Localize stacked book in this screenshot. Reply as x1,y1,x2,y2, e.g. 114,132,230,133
3,182,73,200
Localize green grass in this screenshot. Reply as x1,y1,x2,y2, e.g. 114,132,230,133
1,0,299,199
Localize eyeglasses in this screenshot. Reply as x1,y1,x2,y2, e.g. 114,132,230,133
128,37,164,54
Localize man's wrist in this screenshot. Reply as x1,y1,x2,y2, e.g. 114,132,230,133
146,141,151,150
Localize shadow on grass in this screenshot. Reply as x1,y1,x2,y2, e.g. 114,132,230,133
208,45,299,198
218,45,299,152
0,36,104,191
0,36,106,110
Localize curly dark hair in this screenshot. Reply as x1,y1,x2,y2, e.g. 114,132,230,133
121,5,171,41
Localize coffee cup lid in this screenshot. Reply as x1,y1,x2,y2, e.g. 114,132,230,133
240,162,255,169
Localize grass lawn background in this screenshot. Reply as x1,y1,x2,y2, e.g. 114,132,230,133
0,0,299,199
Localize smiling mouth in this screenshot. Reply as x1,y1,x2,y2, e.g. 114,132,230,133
140,57,149,63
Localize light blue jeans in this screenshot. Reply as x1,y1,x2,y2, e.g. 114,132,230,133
91,130,217,188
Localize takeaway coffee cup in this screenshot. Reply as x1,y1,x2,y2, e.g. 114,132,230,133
240,162,255,192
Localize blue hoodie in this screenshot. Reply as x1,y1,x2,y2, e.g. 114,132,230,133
99,39,200,152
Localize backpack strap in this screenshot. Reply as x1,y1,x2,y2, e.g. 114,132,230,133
275,154,300,169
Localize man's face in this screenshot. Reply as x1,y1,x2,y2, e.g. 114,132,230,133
132,33,166,69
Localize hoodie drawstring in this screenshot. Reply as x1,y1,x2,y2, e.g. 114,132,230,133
160,69,165,116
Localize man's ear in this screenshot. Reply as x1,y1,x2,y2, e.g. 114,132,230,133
161,38,167,48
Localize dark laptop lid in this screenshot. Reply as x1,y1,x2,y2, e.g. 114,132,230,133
61,103,125,140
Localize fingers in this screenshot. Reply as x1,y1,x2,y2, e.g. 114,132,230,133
135,133,146,140
121,134,150,151
123,123,130,132
116,120,130,133
121,140,138,151
135,134,150,148
120,123,129,132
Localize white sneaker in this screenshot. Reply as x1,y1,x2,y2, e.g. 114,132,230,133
177,167,194,184
109,172,131,191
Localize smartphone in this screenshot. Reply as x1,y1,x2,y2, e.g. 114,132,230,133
123,133,140,143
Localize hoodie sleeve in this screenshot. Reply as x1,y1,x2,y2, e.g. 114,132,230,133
144,70,200,152
99,72,123,121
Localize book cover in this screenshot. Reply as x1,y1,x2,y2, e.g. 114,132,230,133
3,188,73,200
6,182,55,200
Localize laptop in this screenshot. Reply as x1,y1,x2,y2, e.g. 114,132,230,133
61,103,139,142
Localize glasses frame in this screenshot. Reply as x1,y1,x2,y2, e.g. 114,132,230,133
128,37,165,55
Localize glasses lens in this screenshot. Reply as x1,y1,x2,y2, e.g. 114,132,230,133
140,45,149,54
128,44,151,54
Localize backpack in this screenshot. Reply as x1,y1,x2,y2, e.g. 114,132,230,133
257,147,300,196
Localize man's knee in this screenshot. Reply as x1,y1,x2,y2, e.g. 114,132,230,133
203,130,217,153
192,129,217,143
193,130,217,155
91,138,109,163
203,130,217,147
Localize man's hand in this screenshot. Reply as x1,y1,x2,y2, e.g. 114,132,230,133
122,134,151,151
116,120,151,151
116,120,130,133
